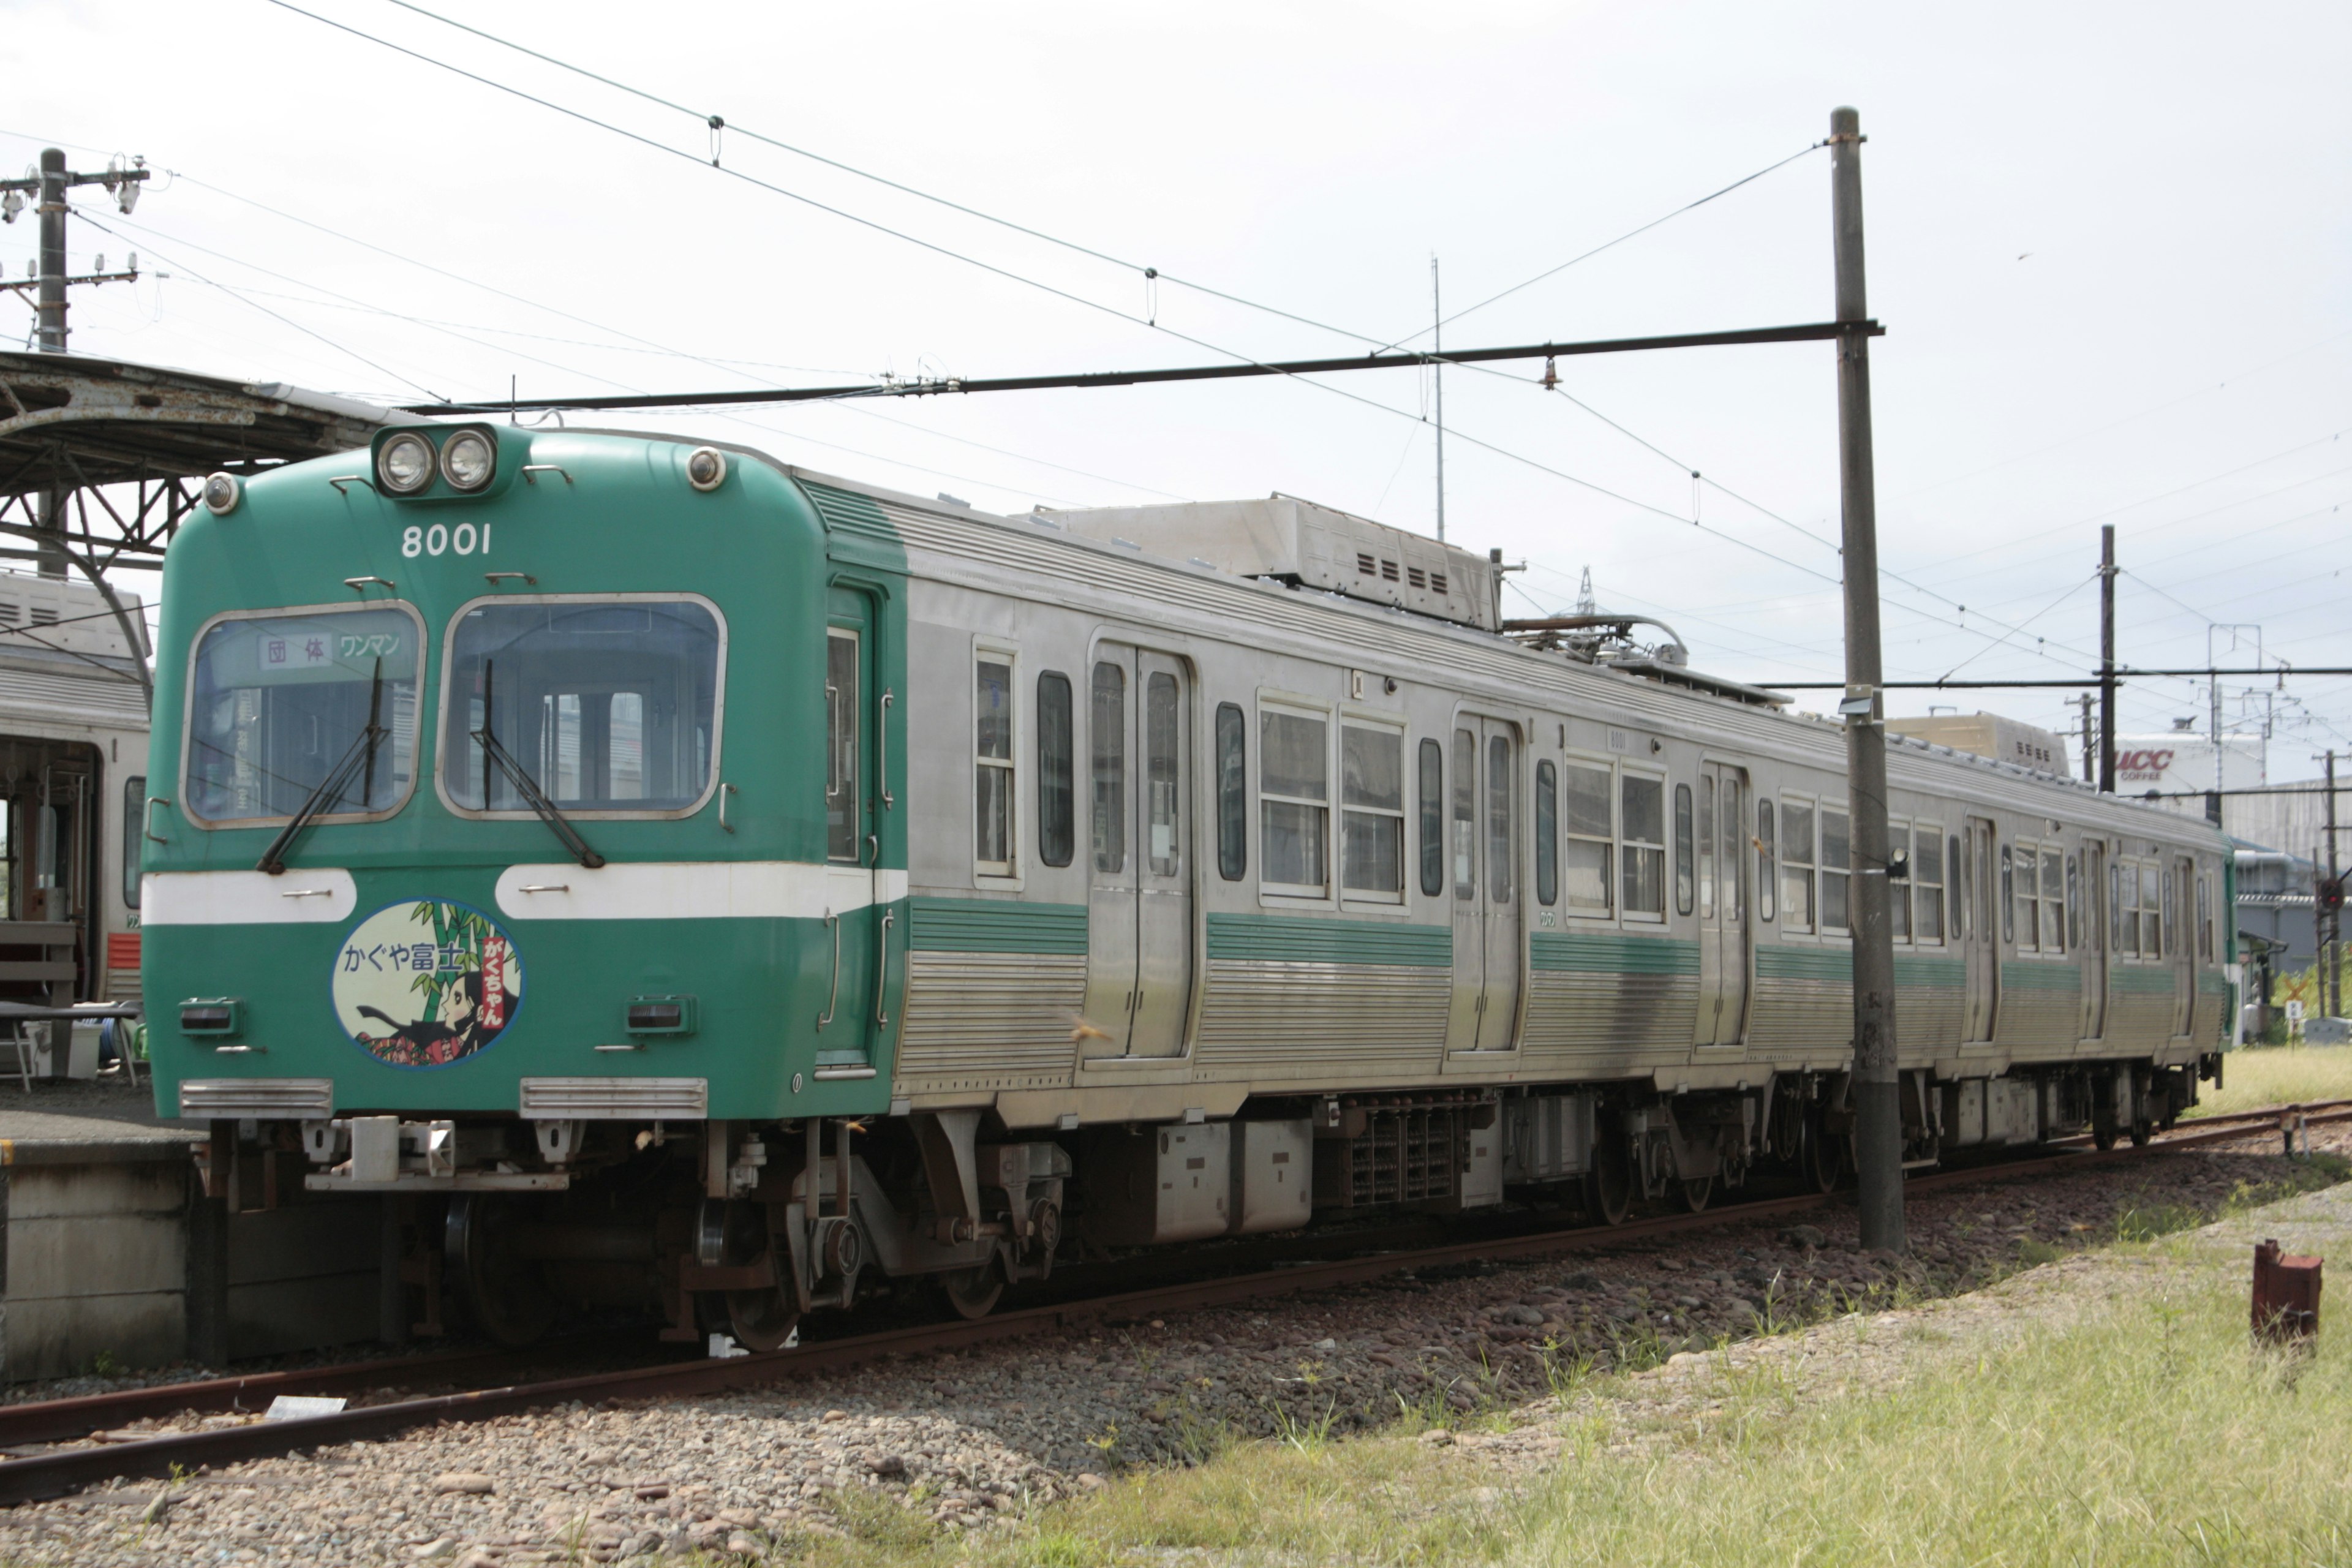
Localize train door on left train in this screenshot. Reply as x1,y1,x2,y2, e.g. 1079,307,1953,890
1078,644,1193,1059
1695,763,1750,1047
1447,718,1522,1054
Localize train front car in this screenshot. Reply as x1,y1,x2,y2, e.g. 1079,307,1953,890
143,426,925,1348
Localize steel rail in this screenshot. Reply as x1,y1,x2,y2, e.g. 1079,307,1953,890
0,1109,2337,1506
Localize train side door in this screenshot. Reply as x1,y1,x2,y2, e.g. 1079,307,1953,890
1447,718,1522,1053
1961,816,2000,1043
2081,840,2108,1039
820,603,886,1072
1080,645,1193,1059
1695,763,1750,1047
2171,853,2195,1035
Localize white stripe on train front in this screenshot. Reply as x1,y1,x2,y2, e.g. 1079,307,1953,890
143,870,358,925
494,862,907,921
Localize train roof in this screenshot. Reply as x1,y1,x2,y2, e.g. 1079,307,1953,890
554,429,2229,853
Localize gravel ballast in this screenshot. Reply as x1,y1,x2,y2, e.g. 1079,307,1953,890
0,1128,2339,1567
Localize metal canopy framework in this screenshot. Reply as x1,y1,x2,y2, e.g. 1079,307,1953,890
0,350,390,575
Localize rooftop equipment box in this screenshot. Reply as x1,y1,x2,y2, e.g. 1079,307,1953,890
1047,494,1499,631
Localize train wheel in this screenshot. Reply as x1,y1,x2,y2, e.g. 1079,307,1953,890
941,1259,1004,1320
726,1286,802,1353
2091,1124,2119,1152
1801,1120,1845,1193
2128,1119,2154,1148
1586,1152,1632,1226
1678,1175,1714,1213
445,1194,556,1347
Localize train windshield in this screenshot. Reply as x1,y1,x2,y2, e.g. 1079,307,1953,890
184,605,423,824
442,598,722,814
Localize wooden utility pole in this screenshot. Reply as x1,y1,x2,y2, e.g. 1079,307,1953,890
2098,526,2117,792
2078,692,2095,783
1831,106,1902,1254
2314,752,2333,1025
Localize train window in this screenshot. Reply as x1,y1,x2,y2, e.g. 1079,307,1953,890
2066,853,2082,951
1416,739,1443,897
1821,809,1851,934
1452,729,1477,900
1216,703,1246,882
1696,775,1715,919
2160,866,2176,957
1091,663,1126,873
1672,783,1694,918
2197,873,2214,961
2115,861,2135,956
1913,824,1944,942
1534,761,1558,908
188,603,424,825
443,598,721,816
1488,735,1514,905
1340,723,1403,900
1888,820,1910,943
1147,673,1180,877
826,630,859,861
2015,839,2040,949
1755,799,1776,922
1038,672,1074,869
1952,834,1967,938
1261,707,1329,895
2041,848,2066,955
1620,772,1665,920
121,774,145,910
1999,844,2015,944
2141,863,2163,957
974,657,1015,876
1781,799,1815,933
1564,763,1612,915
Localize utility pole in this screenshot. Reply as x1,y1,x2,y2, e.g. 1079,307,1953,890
1432,255,1446,543
2078,692,2096,783
2098,526,2118,792
1830,106,1901,1255
2314,752,2333,1025
0,148,149,577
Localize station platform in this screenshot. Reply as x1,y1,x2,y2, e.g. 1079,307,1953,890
0,1076,388,1385
0,1073,191,1145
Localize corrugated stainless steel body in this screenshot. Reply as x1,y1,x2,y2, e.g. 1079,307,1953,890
810,467,2231,1121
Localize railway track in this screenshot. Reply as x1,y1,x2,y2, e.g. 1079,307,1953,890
1,1101,2341,1506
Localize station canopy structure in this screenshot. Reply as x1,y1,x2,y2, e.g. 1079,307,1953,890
0,349,391,595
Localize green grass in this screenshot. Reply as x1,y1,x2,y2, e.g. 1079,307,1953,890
774,1221,2352,1568
2187,1043,2352,1118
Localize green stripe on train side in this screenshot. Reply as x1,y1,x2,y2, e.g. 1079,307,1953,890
907,898,1088,955
1531,930,1698,975
1205,913,1451,967
2198,971,2230,996
1755,944,1851,982
1893,954,1966,988
2000,960,2081,992
2113,965,2180,994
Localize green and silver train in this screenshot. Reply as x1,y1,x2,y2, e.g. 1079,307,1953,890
145,423,2231,1346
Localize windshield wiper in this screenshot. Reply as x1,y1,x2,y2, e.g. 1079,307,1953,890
472,664,605,869
257,658,387,875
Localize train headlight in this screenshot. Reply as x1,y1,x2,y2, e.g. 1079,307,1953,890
441,429,496,492
377,431,436,496
685,447,727,492
200,472,241,516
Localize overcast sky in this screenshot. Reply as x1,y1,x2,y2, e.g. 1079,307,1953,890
6,0,2348,777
